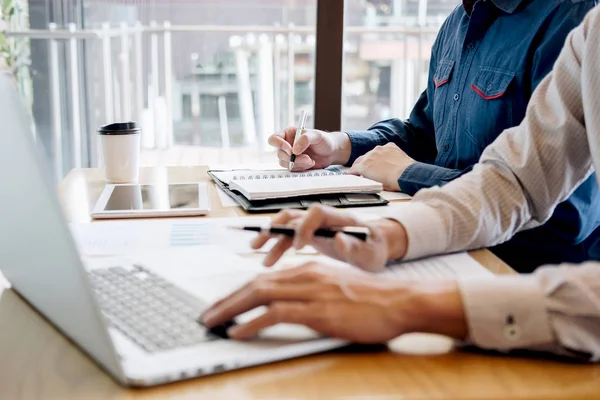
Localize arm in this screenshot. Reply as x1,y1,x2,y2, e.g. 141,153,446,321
391,9,594,260
385,7,600,361
397,163,473,196
398,1,595,196
205,224,600,361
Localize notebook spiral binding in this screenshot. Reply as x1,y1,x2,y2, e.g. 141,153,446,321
231,170,348,181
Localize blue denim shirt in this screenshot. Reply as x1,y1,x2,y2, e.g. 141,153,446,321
347,0,600,271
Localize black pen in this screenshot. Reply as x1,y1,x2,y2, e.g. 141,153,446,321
230,225,370,241
289,110,308,171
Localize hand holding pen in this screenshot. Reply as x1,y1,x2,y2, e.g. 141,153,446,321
238,205,405,272
266,116,351,171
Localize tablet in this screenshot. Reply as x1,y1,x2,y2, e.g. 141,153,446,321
91,182,210,219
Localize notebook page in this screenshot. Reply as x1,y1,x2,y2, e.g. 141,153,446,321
211,168,344,185
230,175,382,200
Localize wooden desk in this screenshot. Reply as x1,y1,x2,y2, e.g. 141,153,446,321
1,166,599,400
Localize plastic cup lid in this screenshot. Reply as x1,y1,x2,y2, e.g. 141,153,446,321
98,122,141,135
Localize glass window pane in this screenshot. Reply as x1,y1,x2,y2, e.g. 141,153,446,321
81,0,317,168
342,0,454,130
8,0,318,178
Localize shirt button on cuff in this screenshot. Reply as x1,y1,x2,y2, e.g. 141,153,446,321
503,325,522,341
453,94,460,101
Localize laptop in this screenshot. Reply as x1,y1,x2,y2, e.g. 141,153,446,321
0,76,347,387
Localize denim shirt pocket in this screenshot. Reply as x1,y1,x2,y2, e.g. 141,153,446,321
432,59,455,130
466,67,516,149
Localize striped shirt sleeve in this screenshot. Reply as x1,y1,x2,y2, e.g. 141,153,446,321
384,6,600,361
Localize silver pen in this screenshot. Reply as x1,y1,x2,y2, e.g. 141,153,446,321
289,110,308,171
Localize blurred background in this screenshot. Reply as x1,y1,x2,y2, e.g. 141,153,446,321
1,0,456,180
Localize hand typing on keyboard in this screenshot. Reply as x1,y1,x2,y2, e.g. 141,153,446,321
201,261,468,344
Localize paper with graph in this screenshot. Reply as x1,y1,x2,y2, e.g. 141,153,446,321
70,217,269,256
70,217,318,257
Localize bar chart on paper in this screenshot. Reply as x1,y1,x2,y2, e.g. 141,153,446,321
169,223,211,246
70,217,271,256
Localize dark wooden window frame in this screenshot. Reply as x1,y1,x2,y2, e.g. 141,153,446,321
314,0,345,132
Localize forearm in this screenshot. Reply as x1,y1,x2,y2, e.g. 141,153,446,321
406,281,468,340
369,218,408,261
328,131,352,165
345,116,437,166
399,163,474,196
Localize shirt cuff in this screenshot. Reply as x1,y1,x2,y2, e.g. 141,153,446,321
345,130,382,166
398,162,457,195
458,276,556,350
378,202,448,260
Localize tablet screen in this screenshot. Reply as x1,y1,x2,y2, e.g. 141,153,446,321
104,184,200,211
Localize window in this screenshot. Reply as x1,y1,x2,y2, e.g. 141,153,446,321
342,0,454,131
3,0,454,179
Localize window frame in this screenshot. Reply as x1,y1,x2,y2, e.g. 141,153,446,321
314,0,345,132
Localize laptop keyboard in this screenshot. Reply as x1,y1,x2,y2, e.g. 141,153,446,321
88,265,217,353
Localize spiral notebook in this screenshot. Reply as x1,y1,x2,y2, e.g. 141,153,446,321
208,167,387,212
210,168,382,200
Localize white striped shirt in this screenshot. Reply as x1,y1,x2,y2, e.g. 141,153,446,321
388,5,600,361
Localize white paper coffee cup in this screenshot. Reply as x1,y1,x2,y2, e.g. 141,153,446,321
98,122,141,183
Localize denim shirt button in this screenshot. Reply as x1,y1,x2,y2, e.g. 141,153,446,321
467,42,475,50
453,93,460,101
443,144,450,152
